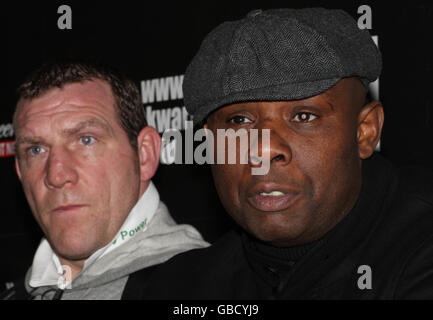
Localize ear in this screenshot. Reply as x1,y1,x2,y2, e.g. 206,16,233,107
15,156,23,181
357,102,384,159
136,126,161,184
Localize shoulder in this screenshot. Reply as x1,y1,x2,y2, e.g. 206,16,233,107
384,161,433,231
155,229,243,274
371,158,433,288
396,164,433,206
126,230,247,299
369,154,433,219
0,277,29,300
393,231,433,298
378,157,433,239
359,155,433,266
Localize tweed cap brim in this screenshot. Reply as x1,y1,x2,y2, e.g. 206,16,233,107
193,77,340,125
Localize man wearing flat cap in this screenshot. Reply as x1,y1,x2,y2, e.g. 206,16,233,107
126,8,433,299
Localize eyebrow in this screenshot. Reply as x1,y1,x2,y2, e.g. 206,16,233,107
61,118,113,137
15,136,47,149
325,100,335,111
15,118,114,148
322,92,336,111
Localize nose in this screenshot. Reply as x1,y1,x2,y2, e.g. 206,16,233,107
44,147,79,189
249,120,292,169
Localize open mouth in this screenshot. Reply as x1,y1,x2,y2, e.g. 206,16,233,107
247,183,301,212
258,191,286,197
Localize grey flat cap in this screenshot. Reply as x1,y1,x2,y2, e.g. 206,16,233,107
183,8,382,125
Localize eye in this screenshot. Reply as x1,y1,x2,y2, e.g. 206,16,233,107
79,135,97,146
293,112,318,123
228,115,253,124
28,146,46,156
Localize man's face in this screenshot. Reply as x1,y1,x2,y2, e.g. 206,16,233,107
206,78,367,247
14,80,141,261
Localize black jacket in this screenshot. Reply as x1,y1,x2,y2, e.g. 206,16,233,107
125,154,433,299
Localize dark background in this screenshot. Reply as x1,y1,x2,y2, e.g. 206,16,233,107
1,1,432,285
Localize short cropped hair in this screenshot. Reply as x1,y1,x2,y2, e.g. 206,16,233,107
14,59,146,149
